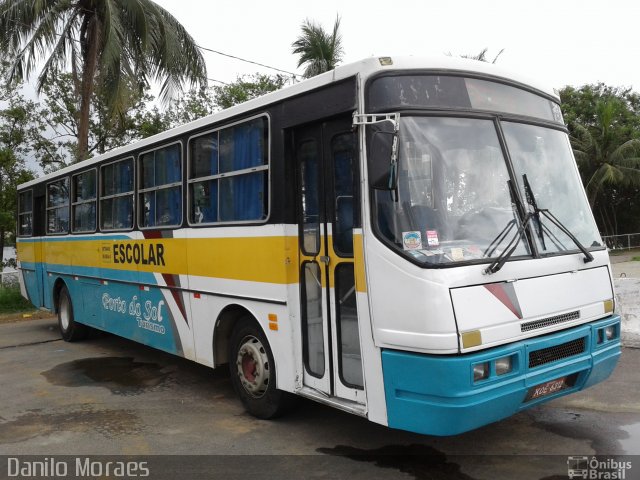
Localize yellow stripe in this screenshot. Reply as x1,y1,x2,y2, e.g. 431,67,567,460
21,237,300,284
16,242,42,263
353,233,367,293
18,233,367,292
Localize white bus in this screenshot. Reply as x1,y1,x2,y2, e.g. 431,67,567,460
16,56,620,435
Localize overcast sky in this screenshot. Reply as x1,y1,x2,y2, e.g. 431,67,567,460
154,0,640,92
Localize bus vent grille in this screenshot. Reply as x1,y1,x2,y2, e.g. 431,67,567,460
521,311,580,332
528,337,586,369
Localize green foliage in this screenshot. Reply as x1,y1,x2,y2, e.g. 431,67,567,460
0,62,42,266
560,84,640,235
0,0,207,159
292,15,344,78
136,73,290,134
0,284,33,314
213,74,290,110
39,72,155,162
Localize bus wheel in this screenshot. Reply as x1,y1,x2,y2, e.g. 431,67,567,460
228,316,294,419
58,285,88,342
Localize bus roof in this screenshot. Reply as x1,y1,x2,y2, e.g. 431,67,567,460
18,55,558,190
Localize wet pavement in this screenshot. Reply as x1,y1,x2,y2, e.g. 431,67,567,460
0,318,638,479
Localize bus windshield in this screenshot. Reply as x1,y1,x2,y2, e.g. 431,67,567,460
373,116,602,266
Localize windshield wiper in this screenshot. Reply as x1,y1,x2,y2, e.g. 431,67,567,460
522,174,594,264
522,174,546,250
484,212,534,275
484,180,532,275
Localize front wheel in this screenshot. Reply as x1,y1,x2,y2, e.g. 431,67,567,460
58,285,88,342
228,316,295,419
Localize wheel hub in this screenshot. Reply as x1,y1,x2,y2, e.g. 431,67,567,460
60,294,70,331
236,335,269,398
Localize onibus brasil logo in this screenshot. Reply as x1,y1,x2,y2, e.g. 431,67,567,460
567,456,632,479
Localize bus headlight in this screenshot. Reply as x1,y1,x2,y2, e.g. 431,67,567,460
605,325,616,341
495,356,513,376
473,362,489,382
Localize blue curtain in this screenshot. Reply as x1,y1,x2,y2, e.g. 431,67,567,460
232,122,264,220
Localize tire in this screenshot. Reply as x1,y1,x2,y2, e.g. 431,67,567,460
57,285,88,342
228,316,295,419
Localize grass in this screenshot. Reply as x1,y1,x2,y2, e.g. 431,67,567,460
0,284,35,314
632,256,640,262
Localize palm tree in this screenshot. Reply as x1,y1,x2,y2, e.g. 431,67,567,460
0,0,207,160
292,15,344,79
570,98,640,209
452,47,504,64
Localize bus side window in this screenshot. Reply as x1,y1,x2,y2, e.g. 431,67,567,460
188,116,268,225
139,144,182,229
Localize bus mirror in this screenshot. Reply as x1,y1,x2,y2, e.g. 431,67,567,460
370,130,399,190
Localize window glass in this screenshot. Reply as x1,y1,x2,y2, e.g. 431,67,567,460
219,172,266,222
373,117,529,265
190,180,218,223
219,118,266,173
18,190,33,236
335,264,363,388
190,134,218,178
299,139,320,254
73,170,96,202
100,158,134,231
73,203,96,232
72,170,97,232
332,133,356,256
303,262,325,377
503,122,602,252
47,178,70,234
101,197,133,231
139,144,182,228
141,153,155,189
188,117,268,224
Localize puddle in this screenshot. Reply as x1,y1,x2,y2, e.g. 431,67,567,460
0,405,142,443
42,357,171,395
317,444,476,480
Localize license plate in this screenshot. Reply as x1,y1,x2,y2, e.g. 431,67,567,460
525,376,571,402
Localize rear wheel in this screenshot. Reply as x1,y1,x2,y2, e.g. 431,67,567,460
228,316,295,419
58,285,88,342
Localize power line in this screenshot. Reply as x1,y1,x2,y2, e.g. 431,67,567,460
196,44,298,78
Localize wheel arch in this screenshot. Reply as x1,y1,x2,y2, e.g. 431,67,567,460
52,277,68,314
213,304,265,367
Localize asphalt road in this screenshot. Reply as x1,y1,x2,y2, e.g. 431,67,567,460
0,318,638,480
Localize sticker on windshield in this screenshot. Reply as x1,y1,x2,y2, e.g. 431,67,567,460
426,230,439,247
450,247,465,261
402,231,423,250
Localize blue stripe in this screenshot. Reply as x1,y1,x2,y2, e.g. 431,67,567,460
17,234,130,243
18,260,182,356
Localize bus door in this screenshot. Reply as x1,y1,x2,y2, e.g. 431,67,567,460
295,117,365,403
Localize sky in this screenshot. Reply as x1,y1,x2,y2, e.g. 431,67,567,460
154,0,640,93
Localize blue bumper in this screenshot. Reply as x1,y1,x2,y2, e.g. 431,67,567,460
382,315,621,436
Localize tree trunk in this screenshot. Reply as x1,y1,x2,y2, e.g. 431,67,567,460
77,16,101,162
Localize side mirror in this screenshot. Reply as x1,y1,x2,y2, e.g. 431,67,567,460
369,130,399,190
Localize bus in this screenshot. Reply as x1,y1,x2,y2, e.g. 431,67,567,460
15,56,621,436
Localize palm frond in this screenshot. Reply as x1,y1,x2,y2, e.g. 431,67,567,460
292,15,343,78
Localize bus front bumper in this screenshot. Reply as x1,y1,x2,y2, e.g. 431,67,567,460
381,315,621,436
